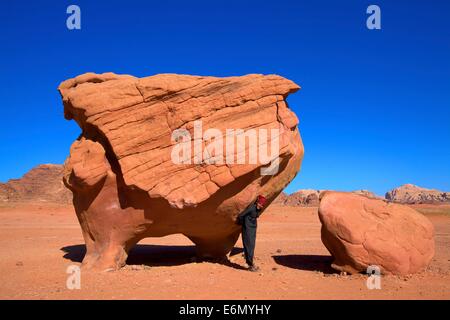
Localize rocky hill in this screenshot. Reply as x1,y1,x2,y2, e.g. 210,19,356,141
273,189,387,207
385,184,450,204
352,189,382,199
0,164,72,204
273,189,323,206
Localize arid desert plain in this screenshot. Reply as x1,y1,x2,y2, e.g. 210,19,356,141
0,202,449,300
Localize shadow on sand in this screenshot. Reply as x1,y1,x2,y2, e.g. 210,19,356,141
61,244,247,270
272,254,337,274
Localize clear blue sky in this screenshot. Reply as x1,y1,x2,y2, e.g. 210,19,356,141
1,0,449,195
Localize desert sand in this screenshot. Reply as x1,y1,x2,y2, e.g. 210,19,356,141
0,203,449,300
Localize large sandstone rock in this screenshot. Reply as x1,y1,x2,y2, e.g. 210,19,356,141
0,164,71,204
386,184,450,204
59,72,304,270
318,192,435,275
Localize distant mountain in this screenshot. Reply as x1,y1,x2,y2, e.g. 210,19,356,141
274,184,450,207
352,189,381,199
385,184,450,204
0,164,72,204
274,189,381,207
273,189,322,207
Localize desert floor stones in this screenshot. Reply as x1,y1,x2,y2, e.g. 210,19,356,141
0,164,71,204
59,72,304,271
318,192,435,275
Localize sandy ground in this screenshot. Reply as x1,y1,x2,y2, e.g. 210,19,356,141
0,203,449,300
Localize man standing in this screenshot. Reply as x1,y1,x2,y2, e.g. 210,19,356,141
236,195,267,272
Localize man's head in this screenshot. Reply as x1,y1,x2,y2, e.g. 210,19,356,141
255,195,267,210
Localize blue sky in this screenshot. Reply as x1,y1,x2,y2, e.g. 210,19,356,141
1,0,449,195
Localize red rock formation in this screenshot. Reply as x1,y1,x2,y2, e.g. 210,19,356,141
0,164,71,204
59,72,304,271
319,192,435,275
386,184,450,204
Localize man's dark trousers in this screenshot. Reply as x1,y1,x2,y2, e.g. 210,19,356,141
238,203,261,266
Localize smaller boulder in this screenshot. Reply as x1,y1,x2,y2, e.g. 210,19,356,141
318,192,435,275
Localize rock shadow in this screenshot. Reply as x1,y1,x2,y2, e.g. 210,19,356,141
272,254,337,274
61,244,85,263
61,244,247,270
